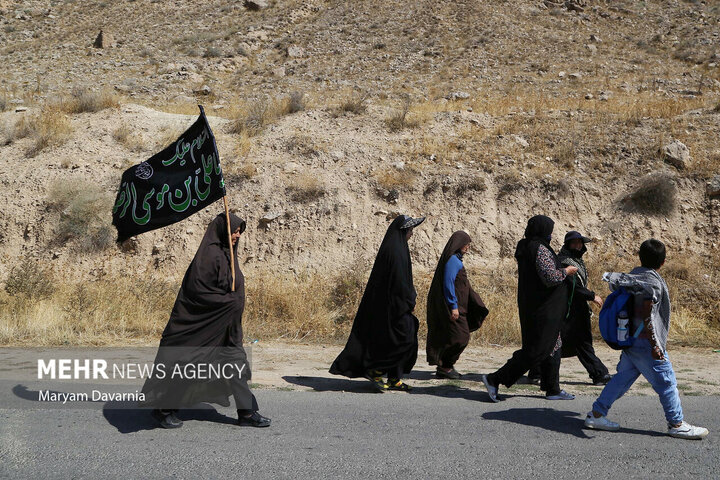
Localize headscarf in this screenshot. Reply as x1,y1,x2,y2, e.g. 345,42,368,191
183,213,246,297
515,215,554,262
561,237,588,260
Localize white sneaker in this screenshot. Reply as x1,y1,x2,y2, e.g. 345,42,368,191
584,412,620,431
668,421,709,440
481,374,500,403
546,390,575,400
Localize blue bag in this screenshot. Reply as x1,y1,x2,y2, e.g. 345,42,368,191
598,287,643,350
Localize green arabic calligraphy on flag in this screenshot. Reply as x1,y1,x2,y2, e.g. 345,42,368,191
111,106,225,242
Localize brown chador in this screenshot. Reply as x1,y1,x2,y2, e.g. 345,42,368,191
426,231,489,379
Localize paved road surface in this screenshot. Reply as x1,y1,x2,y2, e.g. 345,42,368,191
0,378,717,479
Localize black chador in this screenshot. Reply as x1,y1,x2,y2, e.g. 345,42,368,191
330,215,424,391
482,215,570,400
141,213,270,428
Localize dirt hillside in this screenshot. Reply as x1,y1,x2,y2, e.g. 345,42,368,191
0,0,719,322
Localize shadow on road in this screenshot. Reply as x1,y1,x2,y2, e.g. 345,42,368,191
405,371,563,387
483,408,592,438
102,404,237,434
482,407,667,439
282,375,487,400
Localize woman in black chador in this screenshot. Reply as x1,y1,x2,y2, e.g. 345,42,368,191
527,231,610,386
141,213,270,428
481,215,578,402
330,215,425,392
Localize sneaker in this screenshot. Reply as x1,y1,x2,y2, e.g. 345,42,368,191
387,379,412,392
238,411,271,428
546,390,575,401
365,371,388,393
584,412,620,431
592,374,612,386
667,421,709,440
436,367,461,380
152,409,183,429
481,374,500,403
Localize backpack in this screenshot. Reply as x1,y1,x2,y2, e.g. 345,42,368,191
598,287,644,350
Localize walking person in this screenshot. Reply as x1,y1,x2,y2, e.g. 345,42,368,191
481,215,577,402
330,215,425,392
585,239,709,439
528,231,611,386
141,213,271,428
426,231,489,379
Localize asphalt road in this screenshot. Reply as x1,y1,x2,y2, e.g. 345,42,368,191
0,378,717,479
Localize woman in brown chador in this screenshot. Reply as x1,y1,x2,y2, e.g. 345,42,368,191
426,231,489,379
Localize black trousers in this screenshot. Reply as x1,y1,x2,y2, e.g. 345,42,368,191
530,338,609,382
528,349,562,395
386,363,404,381
488,338,562,395
573,339,609,381
231,379,259,411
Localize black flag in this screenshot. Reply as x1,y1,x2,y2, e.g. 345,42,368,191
112,106,225,242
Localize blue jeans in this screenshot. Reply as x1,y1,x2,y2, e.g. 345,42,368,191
592,338,683,425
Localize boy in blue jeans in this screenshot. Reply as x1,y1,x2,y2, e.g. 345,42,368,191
584,239,709,439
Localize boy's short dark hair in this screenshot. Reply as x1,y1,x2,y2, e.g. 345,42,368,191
639,239,666,269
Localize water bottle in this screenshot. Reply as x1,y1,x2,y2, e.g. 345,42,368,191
617,310,629,342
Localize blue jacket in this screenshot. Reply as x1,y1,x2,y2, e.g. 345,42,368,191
443,254,464,310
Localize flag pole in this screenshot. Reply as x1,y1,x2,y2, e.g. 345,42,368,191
223,195,236,292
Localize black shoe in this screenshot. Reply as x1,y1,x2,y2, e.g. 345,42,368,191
527,377,541,386
365,370,388,393
592,374,612,386
238,411,271,428
152,409,183,429
436,367,461,380
387,379,412,391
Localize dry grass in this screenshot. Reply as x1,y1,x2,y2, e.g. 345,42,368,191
655,255,720,345
229,99,270,137
226,161,258,181
60,87,119,114
46,178,115,252
2,252,718,346
286,173,326,203
0,274,176,345
335,90,368,115
112,124,146,152
689,150,720,178
222,133,255,180
285,134,325,157
496,170,525,198
385,96,420,132
154,125,186,150
374,167,418,191
21,107,73,157
622,172,677,216
227,94,306,138
455,176,487,196
4,260,56,300
284,91,306,114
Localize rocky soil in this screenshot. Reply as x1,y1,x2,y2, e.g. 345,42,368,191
0,0,719,283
